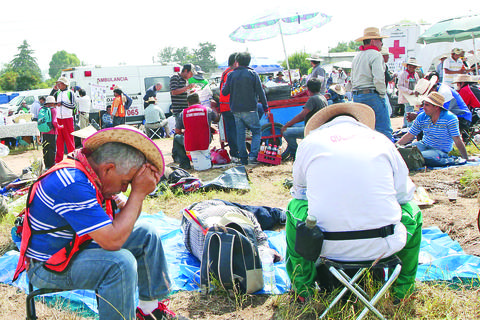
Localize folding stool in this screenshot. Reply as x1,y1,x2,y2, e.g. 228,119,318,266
26,282,98,320
146,125,164,140
319,255,402,320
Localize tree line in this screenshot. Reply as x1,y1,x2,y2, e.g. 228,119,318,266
0,40,358,92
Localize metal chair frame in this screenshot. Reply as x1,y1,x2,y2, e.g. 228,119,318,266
319,255,402,320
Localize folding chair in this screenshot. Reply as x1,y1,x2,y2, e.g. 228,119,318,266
145,125,164,140
319,255,402,320
26,282,99,320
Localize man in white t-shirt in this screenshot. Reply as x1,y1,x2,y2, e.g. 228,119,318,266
285,103,423,303
443,48,466,88
76,88,91,129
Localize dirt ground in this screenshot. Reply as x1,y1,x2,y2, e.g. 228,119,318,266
0,116,479,319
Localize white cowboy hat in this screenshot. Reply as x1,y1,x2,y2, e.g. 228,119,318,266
404,76,438,106
355,27,389,42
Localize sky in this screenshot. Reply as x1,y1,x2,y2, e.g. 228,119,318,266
1,0,479,78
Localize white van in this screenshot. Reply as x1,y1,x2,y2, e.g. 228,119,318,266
62,64,180,125
0,89,51,116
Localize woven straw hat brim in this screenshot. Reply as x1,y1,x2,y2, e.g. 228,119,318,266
304,103,375,136
83,125,165,175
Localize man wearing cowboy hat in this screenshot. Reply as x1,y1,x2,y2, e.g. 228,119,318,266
274,71,287,83
306,53,327,93
144,96,170,138
407,73,472,132
444,48,467,88
397,92,472,167
453,74,480,111
15,125,187,320
398,58,421,128
285,103,422,303
351,27,393,140
326,84,346,104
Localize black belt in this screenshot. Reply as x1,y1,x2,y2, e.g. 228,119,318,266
352,89,377,95
323,224,395,241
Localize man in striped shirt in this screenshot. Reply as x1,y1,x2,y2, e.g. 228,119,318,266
397,92,471,167
169,63,196,122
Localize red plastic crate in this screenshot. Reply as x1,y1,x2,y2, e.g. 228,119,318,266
257,152,281,165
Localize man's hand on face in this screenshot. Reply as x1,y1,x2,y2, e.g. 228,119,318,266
130,163,161,196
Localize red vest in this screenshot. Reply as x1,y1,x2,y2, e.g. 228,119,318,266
219,67,234,112
13,159,113,281
183,104,210,152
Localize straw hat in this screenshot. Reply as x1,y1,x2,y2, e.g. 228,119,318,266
83,125,165,174
452,74,475,83
146,97,157,103
404,76,438,106
304,103,375,136
402,57,421,68
422,92,446,109
71,125,98,139
306,53,324,62
355,27,389,42
451,48,463,55
56,76,70,87
380,47,390,56
329,84,346,96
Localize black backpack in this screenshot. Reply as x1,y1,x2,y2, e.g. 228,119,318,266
200,222,264,294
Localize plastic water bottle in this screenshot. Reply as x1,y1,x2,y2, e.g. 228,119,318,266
266,144,272,156
295,215,324,261
260,248,275,293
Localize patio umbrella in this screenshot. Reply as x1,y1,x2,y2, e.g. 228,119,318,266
218,56,283,74
229,9,332,75
417,14,480,73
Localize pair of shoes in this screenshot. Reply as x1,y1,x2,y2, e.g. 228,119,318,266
136,301,181,320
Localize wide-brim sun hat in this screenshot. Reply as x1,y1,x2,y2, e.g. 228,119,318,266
355,27,389,42
422,92,446,110
306,53,324,62
404,76,438,106
71,125,98,139
304,103,375,136
402,57,421,68
452,74,474,83
329,84,346,96
83,125,165,175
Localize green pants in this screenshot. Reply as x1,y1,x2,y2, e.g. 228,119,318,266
285,199,423,299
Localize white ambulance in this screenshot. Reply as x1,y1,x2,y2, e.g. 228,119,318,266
62,64,180,125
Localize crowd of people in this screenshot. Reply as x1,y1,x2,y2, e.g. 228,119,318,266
9,25,480,320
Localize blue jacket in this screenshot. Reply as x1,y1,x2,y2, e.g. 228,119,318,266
143,85,157,108
222,66,268,113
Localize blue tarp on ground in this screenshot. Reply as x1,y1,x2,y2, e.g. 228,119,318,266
1,214,479,316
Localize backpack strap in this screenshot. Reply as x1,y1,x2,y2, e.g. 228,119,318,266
217,232,236,291
200,230,220,293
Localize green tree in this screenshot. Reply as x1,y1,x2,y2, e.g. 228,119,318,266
9,40,42,90
0,69,18,91
49,50,81,80
282,51,311,76
191,42,217,73
329,41,361,53
174,47,194,65
157,46,176,64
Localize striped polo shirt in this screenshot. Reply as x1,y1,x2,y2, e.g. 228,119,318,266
26,168,112,261
409,110,460,153
170,74,188,114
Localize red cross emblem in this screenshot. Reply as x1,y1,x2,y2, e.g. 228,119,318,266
389,40,405,59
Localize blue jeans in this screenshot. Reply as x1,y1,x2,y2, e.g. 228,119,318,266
283,125,305,154
27,220,171,320
353,92,393,141
221,111,239,158
233,111,261,163
413,141,458,167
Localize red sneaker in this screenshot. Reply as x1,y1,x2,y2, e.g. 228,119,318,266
136,300,180,320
